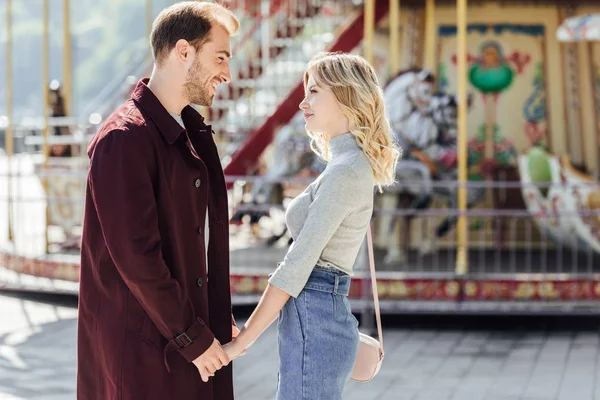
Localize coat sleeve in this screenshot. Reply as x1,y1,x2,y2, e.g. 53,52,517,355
88,129,213,364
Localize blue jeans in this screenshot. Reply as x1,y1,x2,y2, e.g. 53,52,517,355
276,266,360,400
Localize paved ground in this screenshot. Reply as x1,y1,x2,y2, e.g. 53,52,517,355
2,291,600,400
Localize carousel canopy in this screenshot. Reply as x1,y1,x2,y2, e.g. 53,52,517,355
557,14,600,42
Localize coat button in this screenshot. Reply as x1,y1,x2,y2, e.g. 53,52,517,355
196,277,203,287
194,178,201,188
197,226,202,234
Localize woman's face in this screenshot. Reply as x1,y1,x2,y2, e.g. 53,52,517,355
482,47,499,67
299,75,348,137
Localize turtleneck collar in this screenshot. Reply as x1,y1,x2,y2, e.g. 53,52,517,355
328,132,359,158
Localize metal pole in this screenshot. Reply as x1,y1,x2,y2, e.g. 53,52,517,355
43,0,51,253
424,0,436,71
455,0,468,275
363,0,375,65
260,0,270,79
6,0,14,242
590,42,600,176
63,0,72,115
42,0,50,164
389,0,401,77
146,0,153,43
361,0,376,335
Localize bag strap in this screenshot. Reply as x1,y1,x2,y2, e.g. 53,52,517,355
366,225,384,354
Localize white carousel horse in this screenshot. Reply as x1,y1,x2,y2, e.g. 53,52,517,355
382,68,480,264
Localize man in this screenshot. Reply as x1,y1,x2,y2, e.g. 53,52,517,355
77,2,241,399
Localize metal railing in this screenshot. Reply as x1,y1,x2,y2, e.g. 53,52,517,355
2,165,600,311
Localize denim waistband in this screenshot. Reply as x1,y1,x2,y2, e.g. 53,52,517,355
303,266,351,296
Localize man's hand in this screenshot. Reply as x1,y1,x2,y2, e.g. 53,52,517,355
192,339,230,382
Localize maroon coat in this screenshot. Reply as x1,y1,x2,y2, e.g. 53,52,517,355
77,79,234,400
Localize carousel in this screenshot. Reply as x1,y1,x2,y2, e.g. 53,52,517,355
518,13,600,255
2,1,600,314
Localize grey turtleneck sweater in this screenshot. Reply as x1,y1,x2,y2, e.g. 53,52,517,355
268,132,375,298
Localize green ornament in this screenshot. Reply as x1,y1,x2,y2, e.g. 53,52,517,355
469,63,514,93
527,147,552,183
469,41,515,93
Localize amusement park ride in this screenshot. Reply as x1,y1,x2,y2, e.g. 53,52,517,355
2,0,600,314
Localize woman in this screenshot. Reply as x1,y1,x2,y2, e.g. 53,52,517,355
223,52,400,399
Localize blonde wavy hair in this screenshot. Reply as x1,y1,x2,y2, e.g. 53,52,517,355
303,52,401,192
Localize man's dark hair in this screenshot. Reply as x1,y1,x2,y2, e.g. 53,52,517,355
150,1,239,66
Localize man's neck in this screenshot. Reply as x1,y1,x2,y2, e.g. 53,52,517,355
147,69,189,115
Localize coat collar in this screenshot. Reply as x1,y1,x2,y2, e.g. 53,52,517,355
131,78,209,144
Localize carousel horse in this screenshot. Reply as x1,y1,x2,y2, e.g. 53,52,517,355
382,68,480,264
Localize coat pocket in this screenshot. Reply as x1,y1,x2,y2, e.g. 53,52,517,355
141,315,166,351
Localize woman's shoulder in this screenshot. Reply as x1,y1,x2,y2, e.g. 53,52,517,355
348,151,375,185
320,163,357,184
320,156,374,192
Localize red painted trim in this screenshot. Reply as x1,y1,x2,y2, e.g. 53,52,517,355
229,277,600,302
4,251,600,302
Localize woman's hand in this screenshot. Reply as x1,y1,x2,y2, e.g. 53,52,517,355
222,338,248,361
223,284,291,362
232,324,240,339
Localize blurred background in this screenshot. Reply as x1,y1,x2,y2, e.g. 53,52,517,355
2,0,600,399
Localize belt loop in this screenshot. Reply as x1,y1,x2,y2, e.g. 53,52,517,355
340,276,349,297
334,274,339,294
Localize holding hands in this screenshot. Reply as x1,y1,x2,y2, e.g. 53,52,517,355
192,338,230,382
192,325,248,383
221,284,291,371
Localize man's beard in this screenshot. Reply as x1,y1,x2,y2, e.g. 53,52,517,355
183,60,214,106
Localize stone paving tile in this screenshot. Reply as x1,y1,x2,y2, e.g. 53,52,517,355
4,293,600,399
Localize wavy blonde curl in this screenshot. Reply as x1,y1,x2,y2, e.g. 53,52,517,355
303,52,401,192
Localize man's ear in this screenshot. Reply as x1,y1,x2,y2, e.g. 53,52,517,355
174,39,191,64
